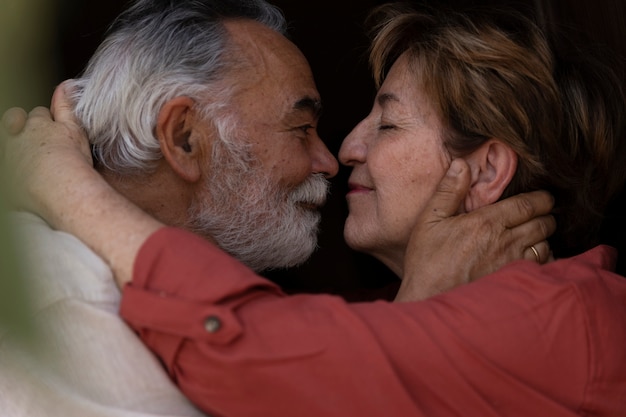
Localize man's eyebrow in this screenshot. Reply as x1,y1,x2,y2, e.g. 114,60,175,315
377,92,400,107
293,96,323,118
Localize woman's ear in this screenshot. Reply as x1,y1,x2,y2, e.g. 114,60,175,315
463,139,517,212
156,97,206,183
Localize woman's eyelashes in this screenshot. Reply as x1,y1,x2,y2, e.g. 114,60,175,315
378,123,396,131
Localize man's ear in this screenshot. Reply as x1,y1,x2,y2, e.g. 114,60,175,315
156,97,205,183
463,139,517,212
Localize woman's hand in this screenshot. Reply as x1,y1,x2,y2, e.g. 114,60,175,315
1,80,93,216
1,81,162,288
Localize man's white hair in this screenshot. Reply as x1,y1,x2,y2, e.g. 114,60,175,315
63,0,327,270
66,0,286,174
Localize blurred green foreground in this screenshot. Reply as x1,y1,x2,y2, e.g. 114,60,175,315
1,0,59,343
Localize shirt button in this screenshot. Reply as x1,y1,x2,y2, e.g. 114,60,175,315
204,316,222,333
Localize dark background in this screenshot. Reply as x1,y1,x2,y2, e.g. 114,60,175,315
50,0,626,294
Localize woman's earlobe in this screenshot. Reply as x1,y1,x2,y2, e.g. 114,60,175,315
463,139,517,212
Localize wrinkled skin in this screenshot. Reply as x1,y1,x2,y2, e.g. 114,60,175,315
1,83,555,301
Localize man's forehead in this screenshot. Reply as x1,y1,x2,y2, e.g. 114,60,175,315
223,20,321,119
224,19,297,68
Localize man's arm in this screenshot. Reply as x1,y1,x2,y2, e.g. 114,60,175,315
2,83,575,417
120,225,591,417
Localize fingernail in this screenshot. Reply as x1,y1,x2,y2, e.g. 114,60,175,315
448,159,463,177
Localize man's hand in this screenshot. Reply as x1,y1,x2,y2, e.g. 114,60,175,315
396,159,556,302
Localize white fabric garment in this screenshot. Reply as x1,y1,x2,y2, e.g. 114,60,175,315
0,212,207,417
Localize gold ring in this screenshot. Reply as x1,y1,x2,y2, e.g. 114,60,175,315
530,245,540,263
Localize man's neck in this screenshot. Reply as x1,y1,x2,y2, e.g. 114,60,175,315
99,164,193,228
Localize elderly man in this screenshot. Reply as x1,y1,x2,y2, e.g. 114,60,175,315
2,1,335,416
1,0,553,416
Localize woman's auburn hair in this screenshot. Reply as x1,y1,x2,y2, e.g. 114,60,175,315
366,2,626,257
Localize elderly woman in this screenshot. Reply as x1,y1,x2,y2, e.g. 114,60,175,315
3,2,626,417
341,3,626,299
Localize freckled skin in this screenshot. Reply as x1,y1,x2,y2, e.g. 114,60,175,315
339,53,450,276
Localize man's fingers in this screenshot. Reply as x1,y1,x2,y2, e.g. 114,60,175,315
509,213,556,246
506,213,555,264
488,190,554,228
1,107,28,135
423,159,471,221
524,240,551,263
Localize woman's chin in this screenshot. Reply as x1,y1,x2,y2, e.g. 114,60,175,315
343,227,368,253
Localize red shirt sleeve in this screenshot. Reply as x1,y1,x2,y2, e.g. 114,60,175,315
120,227,626,417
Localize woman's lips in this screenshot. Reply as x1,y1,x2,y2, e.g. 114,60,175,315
347,182,373,196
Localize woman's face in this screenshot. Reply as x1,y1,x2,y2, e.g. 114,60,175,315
339,53,450,276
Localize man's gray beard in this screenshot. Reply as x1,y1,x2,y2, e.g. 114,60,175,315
184,141,330,272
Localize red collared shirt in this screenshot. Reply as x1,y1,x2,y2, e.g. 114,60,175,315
120,227,626,417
